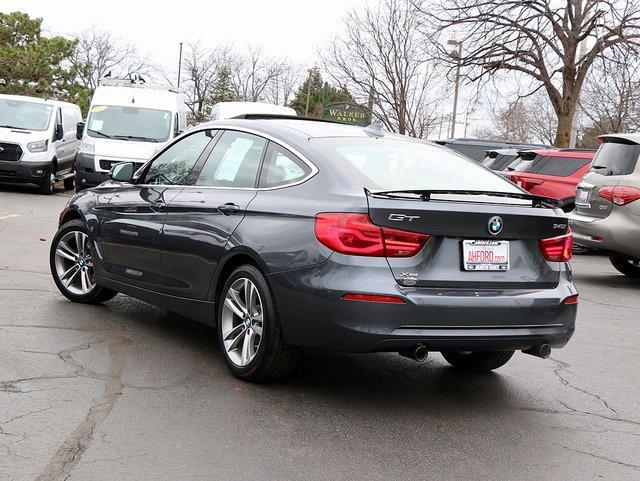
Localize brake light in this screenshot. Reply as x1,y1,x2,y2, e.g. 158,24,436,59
562,294,579,305
539,231,572,262
342,293,405,304
314,213,429,257
598,186,640,205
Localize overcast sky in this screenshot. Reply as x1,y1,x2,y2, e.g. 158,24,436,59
3,0,366,71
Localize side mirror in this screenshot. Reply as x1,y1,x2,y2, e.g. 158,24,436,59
55,123,64,141
76,121,85,140
109,162,135,183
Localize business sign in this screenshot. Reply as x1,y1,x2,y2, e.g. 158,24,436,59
322,102,369,126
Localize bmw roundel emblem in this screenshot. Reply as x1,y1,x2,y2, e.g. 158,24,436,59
488,216,503,235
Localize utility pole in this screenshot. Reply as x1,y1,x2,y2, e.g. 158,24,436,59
304,69,313,116
177,42,183,89
569,37,587,148
448,39,463,138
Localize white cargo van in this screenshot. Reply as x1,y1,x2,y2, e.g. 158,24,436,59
210,102,297,120
76,79,187,190
0,94,82,194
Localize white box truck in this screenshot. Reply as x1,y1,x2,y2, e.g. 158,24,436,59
75,79,187,190
0,94,82,194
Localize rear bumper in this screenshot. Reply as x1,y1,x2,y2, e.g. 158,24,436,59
569,209,640,259
75,152,107,188
0,160,52,185
268,256,577,353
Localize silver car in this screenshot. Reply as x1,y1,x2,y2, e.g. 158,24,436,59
569,133,640,277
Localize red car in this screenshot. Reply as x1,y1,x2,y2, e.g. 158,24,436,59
501,149,595,211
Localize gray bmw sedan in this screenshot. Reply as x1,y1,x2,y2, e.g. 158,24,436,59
50,115,577,381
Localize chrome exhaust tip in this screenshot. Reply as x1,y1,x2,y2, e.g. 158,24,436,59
399,344,428,362
522,343,551,359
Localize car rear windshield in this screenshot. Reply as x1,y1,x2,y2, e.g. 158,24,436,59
488,154,518,171
591,140,640,176
521,156,591,176
312,137,521,193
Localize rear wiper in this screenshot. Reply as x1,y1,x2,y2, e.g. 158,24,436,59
87,129,113,139
591,165,613,175
367,189,559,207
114,135,159,143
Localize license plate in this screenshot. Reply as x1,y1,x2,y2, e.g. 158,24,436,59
463,240,510,271
576,188,590,207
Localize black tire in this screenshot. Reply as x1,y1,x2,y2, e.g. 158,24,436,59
50,219,118,303
217,264,296,382
38,173,55,195
441,350,515,372
609,255,640,278
63,174,75,191
75,181,86,193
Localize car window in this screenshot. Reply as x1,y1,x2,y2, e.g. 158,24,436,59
313,137,521,193
62,109,76,135
591,140,640,176
144,131,212,185
530,156,591,176
196,131,266,188
259,143,311,188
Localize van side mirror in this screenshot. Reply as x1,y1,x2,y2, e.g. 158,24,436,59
55,122,64,141
76,122,85,140
110,162,135,183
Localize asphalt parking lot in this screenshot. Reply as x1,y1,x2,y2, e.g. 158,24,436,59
0,184,639,481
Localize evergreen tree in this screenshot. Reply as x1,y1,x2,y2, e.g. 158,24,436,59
210,66,238,105
0,12,80,102
289,68,353,117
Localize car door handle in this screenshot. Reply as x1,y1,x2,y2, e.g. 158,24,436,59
218,203,240,215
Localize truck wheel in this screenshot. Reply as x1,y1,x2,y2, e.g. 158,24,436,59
38,173,55,195
63,172,75,190
609,256,640,278
441,350,515,372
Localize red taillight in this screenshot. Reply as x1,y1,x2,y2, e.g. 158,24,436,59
539,231,572,262
314,213,429,257
342,293,405,304
563,294,579,305
598,186,640,206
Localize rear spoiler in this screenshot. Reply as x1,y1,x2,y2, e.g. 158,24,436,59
365,189,559,208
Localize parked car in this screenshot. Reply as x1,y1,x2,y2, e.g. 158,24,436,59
434,138,549,162
502,149,595,211
569,134,640,277
480,149,521,171
0,94,82,194
50,116,577,381
75,78,187,191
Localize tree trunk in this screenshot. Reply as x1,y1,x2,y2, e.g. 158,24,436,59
554,112,573,147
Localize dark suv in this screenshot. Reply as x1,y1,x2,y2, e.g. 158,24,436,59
50,117,577,381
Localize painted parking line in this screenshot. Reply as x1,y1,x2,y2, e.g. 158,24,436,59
0,214,22,220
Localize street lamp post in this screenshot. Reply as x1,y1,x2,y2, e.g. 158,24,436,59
448,39,463,138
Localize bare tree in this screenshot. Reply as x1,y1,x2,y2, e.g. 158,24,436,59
231,46,284,102
581,46,640,136
181,41,233,122
71,27,147,90
263,63,300,106
423,0,640,146
322,0,444,138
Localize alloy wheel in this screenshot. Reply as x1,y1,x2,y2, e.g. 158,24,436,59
221,278,264,367
53,230,95,295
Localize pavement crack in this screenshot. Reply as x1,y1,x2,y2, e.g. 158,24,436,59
33,334,131,481
551,357,619,415
557,444,640,470
558,400,640,428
